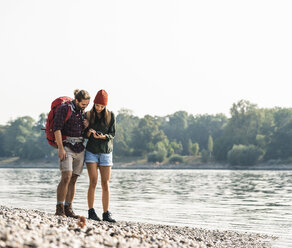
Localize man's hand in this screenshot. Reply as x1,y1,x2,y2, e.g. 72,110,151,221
54,130,66,160
58,147,67,161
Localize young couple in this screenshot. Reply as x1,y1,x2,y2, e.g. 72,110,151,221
53,89,116,222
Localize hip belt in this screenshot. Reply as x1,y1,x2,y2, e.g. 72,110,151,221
64,136,84,145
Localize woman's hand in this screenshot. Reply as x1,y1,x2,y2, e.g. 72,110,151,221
87,128,95,138
92,132,106,139
89,129,106,139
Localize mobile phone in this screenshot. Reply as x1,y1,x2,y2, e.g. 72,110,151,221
96,131,103,135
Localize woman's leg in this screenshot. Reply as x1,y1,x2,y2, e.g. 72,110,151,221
86,163,98,209
99,166,111,212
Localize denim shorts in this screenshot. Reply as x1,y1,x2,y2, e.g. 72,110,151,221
84,150,113,166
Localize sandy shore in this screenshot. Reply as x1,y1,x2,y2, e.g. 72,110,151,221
0,206,277,248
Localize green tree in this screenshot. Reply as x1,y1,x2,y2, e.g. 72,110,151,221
162,111,189,154
155,141,168,158
132,115,168,156
33,113,57,159
169,140,183,155
147,151,165,163
207,135,213,157
191,142,199,156
35,113,47,131
201,149,209,163
187,139,193,155
168,154,184,164
187,114,227,153
227,144,264,166
0,125,7,156
213,137,233,161
213,100,268,162
4,116,36,157
265,108,292,160
114,109,139,157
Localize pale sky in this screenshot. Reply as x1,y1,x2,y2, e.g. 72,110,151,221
1,0,292,125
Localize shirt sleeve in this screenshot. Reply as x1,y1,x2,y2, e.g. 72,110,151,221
105,112,116,141
53,105,69,132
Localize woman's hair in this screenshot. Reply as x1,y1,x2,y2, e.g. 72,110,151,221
74,89,90,102
89,105,111,127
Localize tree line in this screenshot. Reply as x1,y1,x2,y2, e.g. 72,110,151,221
1,100,292,166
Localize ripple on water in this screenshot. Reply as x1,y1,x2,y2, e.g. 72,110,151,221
0,168,291,246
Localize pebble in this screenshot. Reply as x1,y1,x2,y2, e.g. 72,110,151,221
0,205,277,248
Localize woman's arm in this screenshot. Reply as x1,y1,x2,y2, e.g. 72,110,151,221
104,112,116,140
90,112,115,140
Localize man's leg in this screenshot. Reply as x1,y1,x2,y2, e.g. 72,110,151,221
65,173,78,204
56,171,72,216
56,146,74,216
64,150,84,218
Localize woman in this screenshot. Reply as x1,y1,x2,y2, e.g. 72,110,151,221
84,89,116,222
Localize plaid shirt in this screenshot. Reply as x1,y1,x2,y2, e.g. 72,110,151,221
53,101,85,153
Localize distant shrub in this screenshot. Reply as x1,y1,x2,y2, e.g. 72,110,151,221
168,154,184,164
201,149,209,163
147,151,165,163
213,137,233,162
190,143,199,156
227,144,264,166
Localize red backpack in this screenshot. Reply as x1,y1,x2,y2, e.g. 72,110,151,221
45,96,73,148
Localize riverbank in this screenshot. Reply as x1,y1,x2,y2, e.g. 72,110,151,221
1,156,292,170
1,161,292,170
0,206,276,248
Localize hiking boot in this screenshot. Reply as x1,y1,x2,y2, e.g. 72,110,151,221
102,211,116,223
88,208,101,221
64,204,80,219
55,204,66,217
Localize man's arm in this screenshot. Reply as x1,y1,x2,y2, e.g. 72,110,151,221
53,105,69,161
54,130,66,161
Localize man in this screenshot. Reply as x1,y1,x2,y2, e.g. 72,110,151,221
54,89,90,218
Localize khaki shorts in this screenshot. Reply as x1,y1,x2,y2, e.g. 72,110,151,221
59,147,85,176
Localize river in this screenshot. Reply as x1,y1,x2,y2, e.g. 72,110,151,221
0,168,291,247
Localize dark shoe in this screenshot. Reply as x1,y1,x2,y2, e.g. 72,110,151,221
64,204,80,219
102,211,116,223
55,204,66,217
88,208,101,221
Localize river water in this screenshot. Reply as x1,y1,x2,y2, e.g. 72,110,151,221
0,168,291,247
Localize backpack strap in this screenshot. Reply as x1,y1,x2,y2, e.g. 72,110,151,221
65,102,75,122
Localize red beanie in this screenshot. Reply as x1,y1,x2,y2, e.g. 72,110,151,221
94,89,108,106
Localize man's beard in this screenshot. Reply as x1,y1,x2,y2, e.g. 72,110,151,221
76,102,85,111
